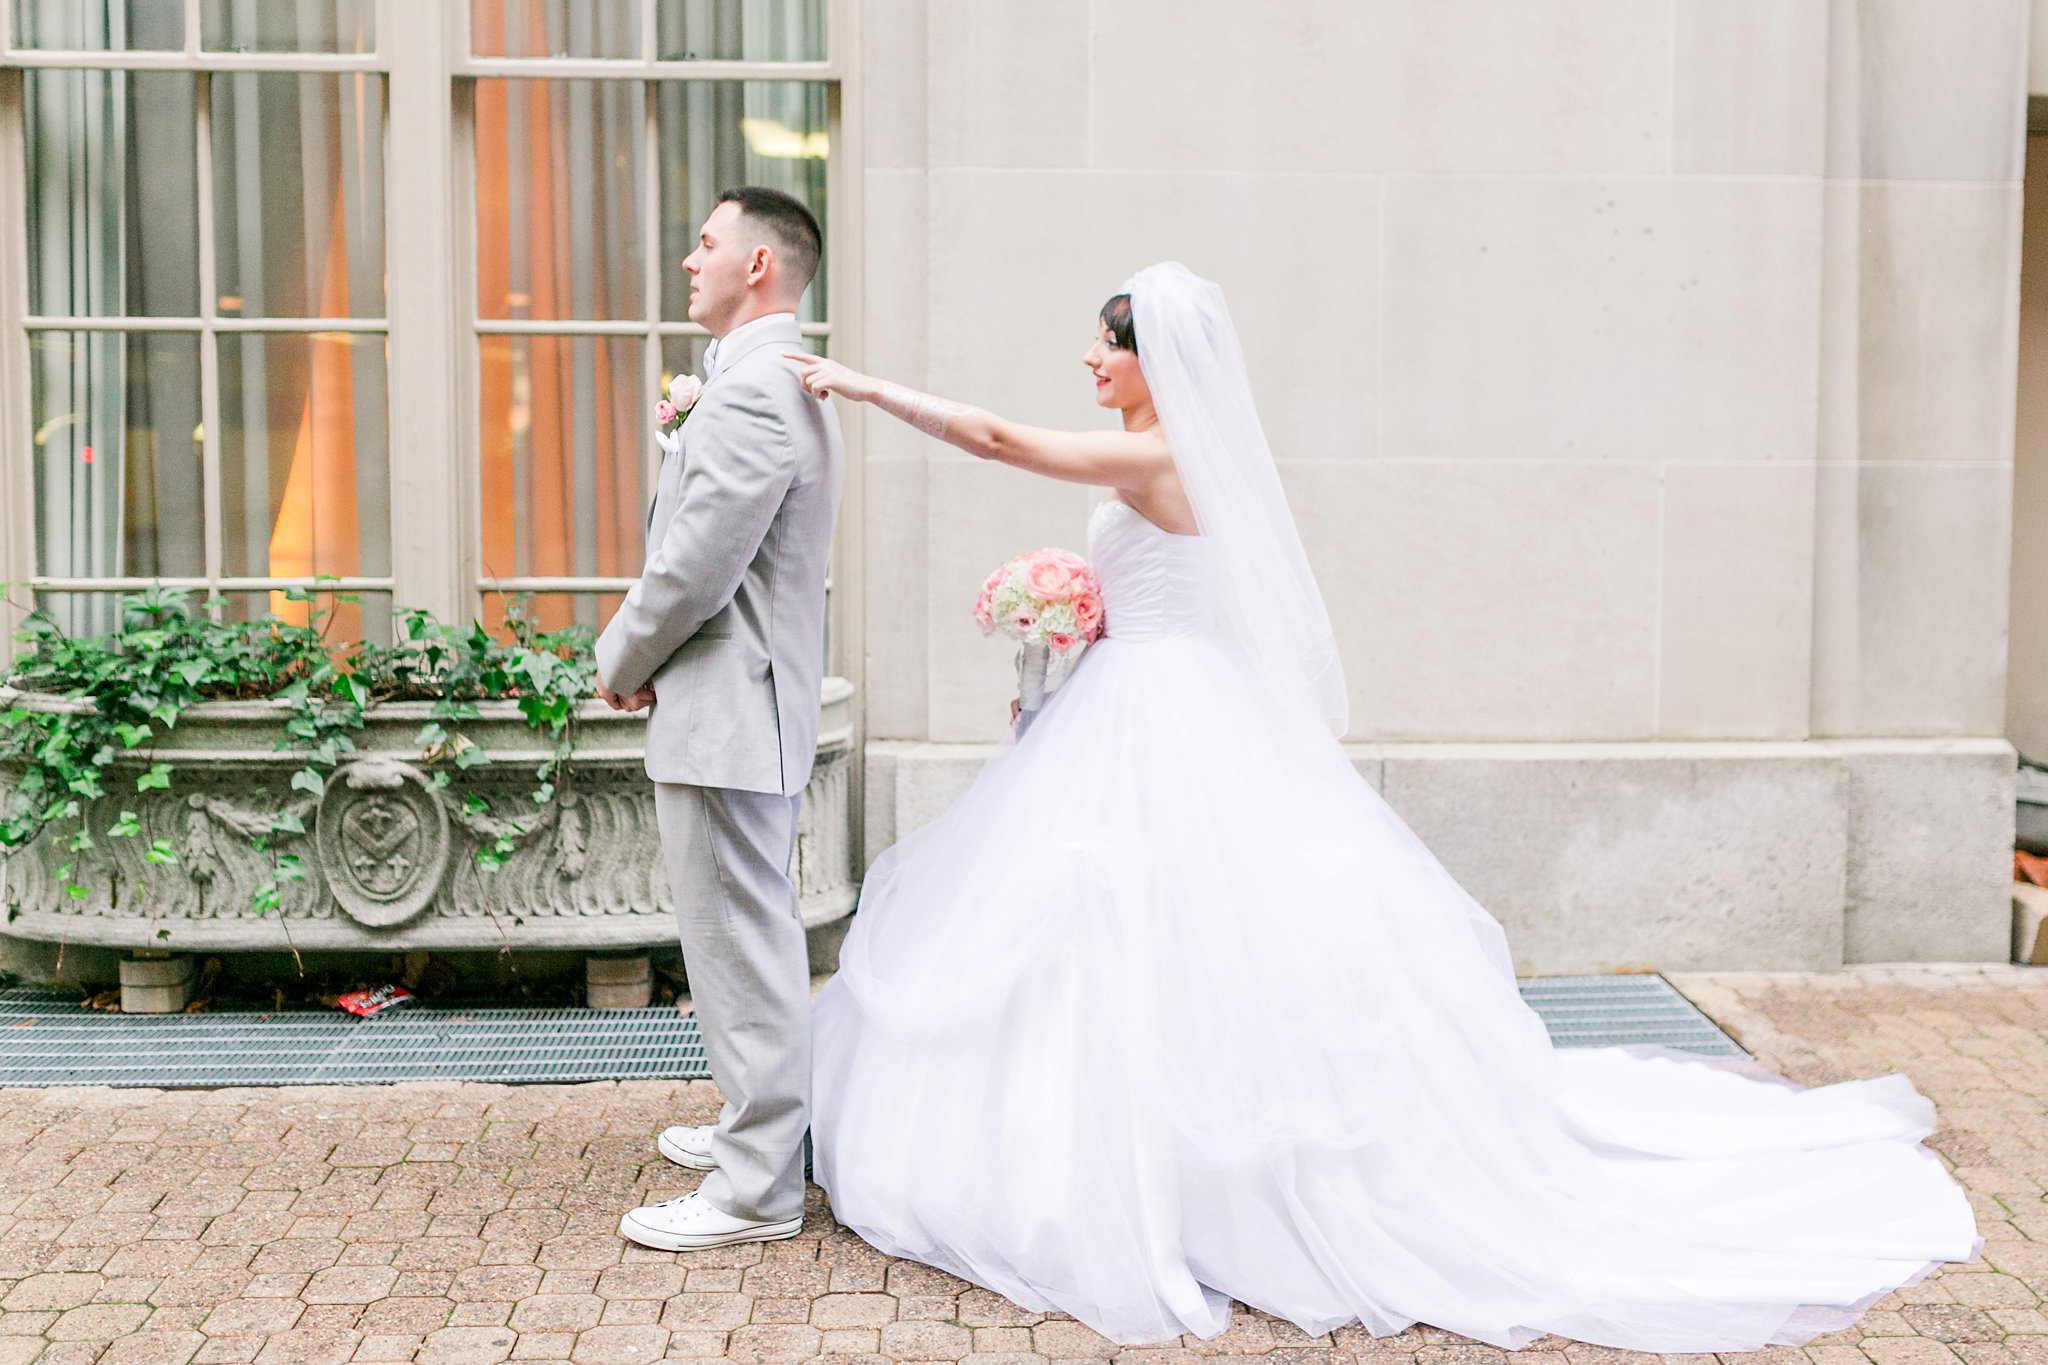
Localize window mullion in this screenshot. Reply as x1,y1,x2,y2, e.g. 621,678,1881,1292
194,70,224,618
383,0,466,627
0,71,32,669
642,77,661,521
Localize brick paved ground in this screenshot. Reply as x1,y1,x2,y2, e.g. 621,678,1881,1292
0,963,2038,1365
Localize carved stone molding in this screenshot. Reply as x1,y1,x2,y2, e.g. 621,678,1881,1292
0,681,860,953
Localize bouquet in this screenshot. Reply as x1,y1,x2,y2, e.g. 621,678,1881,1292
655,372,703,454
974,547,1105,736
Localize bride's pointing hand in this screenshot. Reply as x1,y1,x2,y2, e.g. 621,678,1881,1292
785,352,879,404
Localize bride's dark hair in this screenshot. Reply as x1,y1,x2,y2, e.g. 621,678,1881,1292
1100,293,1137,356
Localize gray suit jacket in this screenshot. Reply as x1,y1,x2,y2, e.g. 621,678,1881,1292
595,315,845,796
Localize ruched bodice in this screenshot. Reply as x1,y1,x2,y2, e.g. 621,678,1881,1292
1087,499,1213,642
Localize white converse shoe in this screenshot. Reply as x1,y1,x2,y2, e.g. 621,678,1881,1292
617,1190,802,1252
656,1124,718,1171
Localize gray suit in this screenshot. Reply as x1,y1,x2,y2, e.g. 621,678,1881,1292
595,313,844,1223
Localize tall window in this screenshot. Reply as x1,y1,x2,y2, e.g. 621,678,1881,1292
5,0,389,640
464,0,831,638
1,0,844,659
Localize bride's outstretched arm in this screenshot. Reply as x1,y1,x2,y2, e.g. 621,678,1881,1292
784,353,1169,489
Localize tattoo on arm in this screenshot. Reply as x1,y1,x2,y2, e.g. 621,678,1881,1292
878,383,974,441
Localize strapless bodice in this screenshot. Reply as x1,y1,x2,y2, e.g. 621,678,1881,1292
1086,499,1214,641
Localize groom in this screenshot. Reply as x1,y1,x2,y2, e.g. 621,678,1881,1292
596,186,844,1252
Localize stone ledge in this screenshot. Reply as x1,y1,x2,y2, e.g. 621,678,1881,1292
863,737,2016,974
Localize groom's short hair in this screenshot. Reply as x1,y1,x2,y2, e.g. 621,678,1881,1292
718,186,822,296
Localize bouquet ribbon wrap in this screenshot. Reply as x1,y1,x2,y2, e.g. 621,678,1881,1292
1015,640,1050,737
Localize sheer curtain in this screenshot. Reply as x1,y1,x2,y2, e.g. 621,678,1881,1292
21,0,200,636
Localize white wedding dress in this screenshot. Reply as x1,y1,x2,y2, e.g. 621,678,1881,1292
809,495,1981,1353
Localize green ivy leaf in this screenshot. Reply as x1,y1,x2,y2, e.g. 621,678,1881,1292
108,811,141,838
145,839,177,866
67,827,94,852
136,763,173,792
270,811,306,836
113,722,151,749
531,782,554,805
174,659,209,688
290,768,324,797
276,853,305,884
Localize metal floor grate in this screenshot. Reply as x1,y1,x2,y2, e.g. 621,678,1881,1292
1517,973,1747,1056
0,988,711,1087
0,973,1741,1089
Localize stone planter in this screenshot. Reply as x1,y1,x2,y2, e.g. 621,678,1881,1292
0,678,857,953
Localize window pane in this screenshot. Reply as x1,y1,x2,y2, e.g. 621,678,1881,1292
212,74,386,319
218,332,391,580
217,590,392,647
657,81,828,324
482,591,624,642
657,0,824,61
479,335,647,582
471,0,638,59
12,0,183,49
202,0,374,52
23,71,199,317
29,331,203,580
475,79,642,321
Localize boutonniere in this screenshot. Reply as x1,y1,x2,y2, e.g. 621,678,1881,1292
656,372,704,438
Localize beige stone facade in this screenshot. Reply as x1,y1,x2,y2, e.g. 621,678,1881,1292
858,0,2030,970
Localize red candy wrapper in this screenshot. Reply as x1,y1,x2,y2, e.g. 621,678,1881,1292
337,985,413,1017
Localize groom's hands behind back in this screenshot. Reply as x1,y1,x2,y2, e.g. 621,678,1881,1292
595,675,657,713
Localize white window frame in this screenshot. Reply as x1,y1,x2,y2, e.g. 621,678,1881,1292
0,0,866,712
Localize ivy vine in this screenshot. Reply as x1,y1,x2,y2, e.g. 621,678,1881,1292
0,582,597,918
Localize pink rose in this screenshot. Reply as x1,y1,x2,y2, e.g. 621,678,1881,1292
1025,558,1075,601
1009,610,1038,633
668,372,704,412
1071,591,1104,637
1046,630,1077,653
654,399,678,425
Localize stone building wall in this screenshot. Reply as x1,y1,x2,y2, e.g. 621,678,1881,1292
853,0,2029,971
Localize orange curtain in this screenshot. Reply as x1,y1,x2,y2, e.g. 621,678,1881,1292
265,188,362,639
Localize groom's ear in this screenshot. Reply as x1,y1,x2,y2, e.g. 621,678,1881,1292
746,244,775,288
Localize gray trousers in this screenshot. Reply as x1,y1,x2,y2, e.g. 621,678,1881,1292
654,781,810,1223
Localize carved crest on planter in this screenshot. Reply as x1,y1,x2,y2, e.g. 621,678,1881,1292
315,757,450,928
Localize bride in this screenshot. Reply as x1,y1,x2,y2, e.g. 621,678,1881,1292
781,263,1980,1352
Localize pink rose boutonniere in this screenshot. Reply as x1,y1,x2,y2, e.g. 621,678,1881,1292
658,372,704,441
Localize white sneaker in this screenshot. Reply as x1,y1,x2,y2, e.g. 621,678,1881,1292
656,1124,718,1171
617,1190,802,1252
